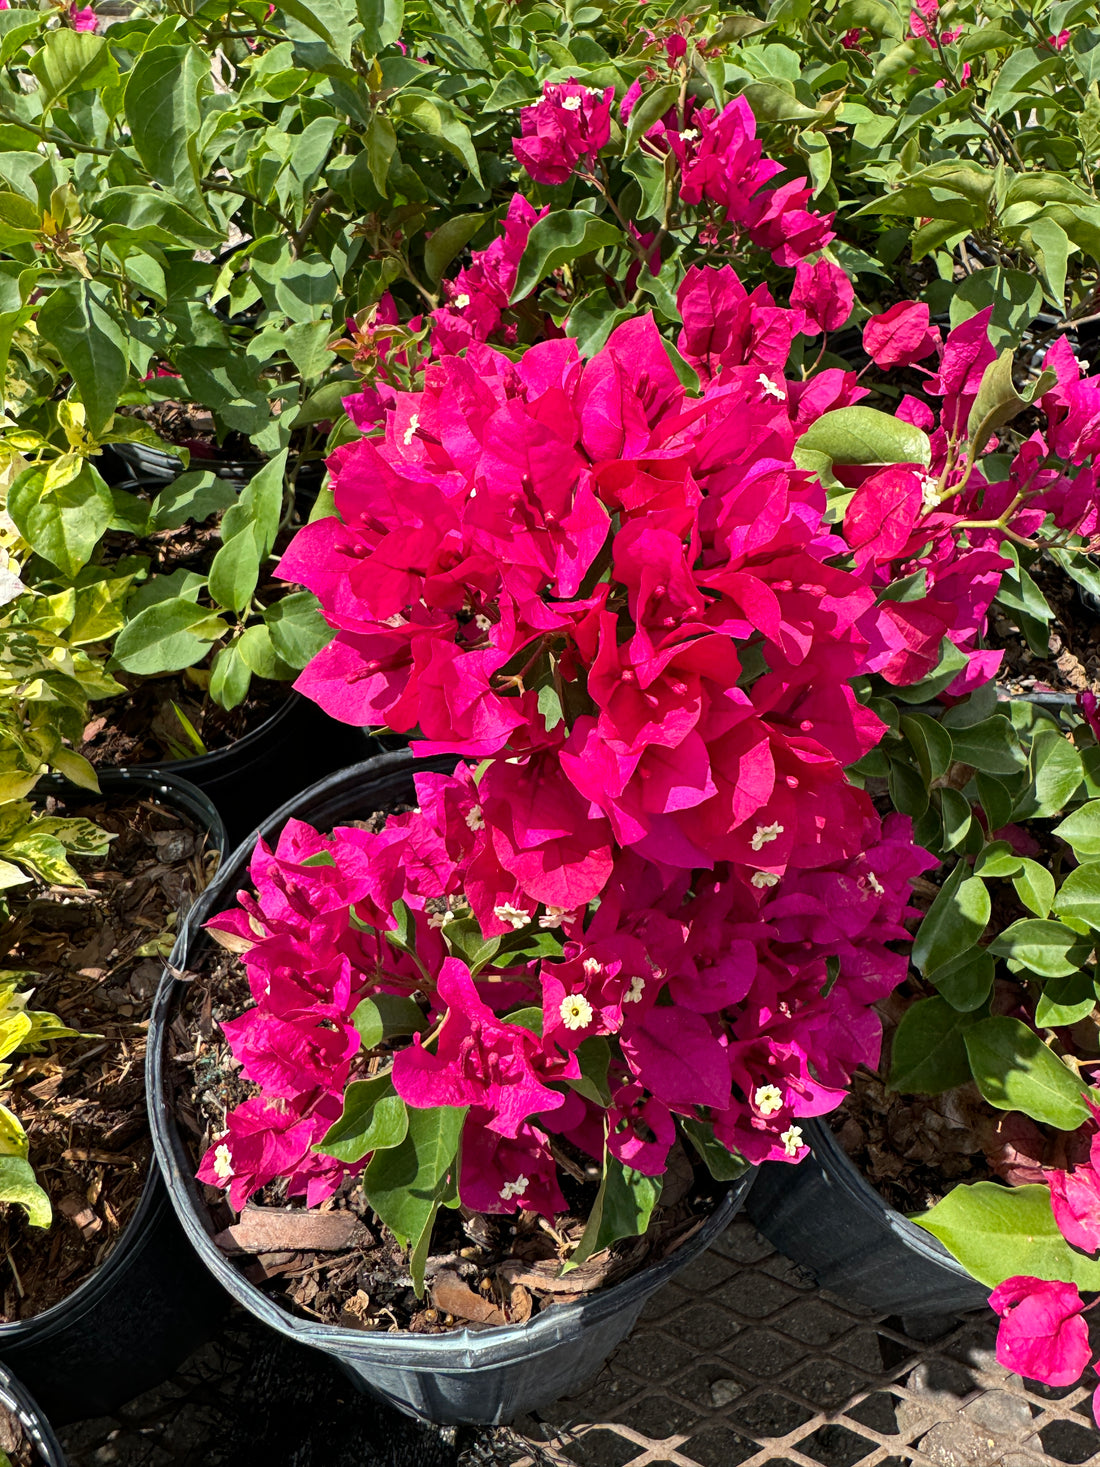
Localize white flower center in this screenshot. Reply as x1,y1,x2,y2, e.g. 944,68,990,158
213,1143,234,1181
757,373,785,401
454,293,471,309
539,906,567,929
754,1084,784,1116
465,804,485,831
559,993,594,1031
623,975,645,1004
582,957,602,979
781,1125,804,1157
866,871,885,895
473,613,492,632
752,871,779,889
679,127,699,142
561,94,583,111
751,822,784,851
920,474,940,510
500,1173,530,1201
494,903,530,930
402,413,419,446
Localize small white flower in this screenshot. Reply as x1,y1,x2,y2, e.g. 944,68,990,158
539,906,568,929
559,993,594,1031
454,293,471,309
494,903,531,930
582,957,602,979
680,127,699,142
561,94,583,111
213,1143,234,1181
500,1173,530,1201
866,871,885,895
757,373,785,401
752,871,779,889
751,822,784,851
919,474,940,511
402,413,419,446
623,975,645,1004
474,613,492,633
781,1125,804,1157
465,804,485,831
754,1084,784,1117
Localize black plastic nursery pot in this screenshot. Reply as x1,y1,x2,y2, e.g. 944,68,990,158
746,1117,990,1319
147,749,755,1426
4,769,233,1426
0,1364,66,1466
136,691,383,849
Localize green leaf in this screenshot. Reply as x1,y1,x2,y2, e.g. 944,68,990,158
221,451,287,558
901,713,953,784
284,321,334,382
977,772,1015,834
566,1154,661,1272
112,597,226,676
37,281,128,437
510,210,624,306
939,786,973,852
834,0,904,37
1054,801,1100,857
1012,860,1057,919
123,45,209,220
207,527,261,616
964,1016,1090,1128
31,30,115,106
237,623,295,681
8,461,113,579
365,114,397,196
316,1074,408,1163
989,919,1093,978
740,80,820,124
1036,970,1098,1028
363,1103,465,1248
950,267,1043,353
424,212,487,285
624,83,680,152
1052,861,1100,930
352,993,425,1049
265,591,333,667
1028,217,1070,311
966,349,1057,456
151,472,236,532
567,1035,612,1106
912,863,991,979
947,716,1026,776
930,948,996,1013
888,997,983,1092
392,94,482,184
358,0,403,52
1019,728,1084,819
681,1118,749,1181
0,1155,50,1228
794,406,931,475
209,643,252,711
916,1181,1100,1289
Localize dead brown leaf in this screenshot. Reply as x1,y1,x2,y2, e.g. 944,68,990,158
214,1206,370,1254
431,1271,507,1326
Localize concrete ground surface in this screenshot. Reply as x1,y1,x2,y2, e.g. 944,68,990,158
57,1216,1100,1467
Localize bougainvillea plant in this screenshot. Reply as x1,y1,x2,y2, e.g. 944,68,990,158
199,769,930,1288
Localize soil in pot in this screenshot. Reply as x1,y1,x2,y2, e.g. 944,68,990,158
0,789,219,1321
169,940,729,1338
82,674,292,767
986,553,1100,697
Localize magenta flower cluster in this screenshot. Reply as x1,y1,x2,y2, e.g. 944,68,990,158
198,771,931,1213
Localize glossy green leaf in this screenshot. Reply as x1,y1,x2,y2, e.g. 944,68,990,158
208,527,261,616
0,1155,50,1228
352,993,425,1049
946,716,1026,777
112,597,226,675
37,281,127,437
124,45,209,220
566,1154,662,1272
1052,861,1100,930
1036,970,1098,1029
1054,801,1100,858
888,997,983,1092
912,862,991,979
964,1016,1090,1128
209,642,252,712
929,948,996,1013
8,460,113,579
424,212,485,284
681,1119,749,1181
151,472,236,532
363,1103,465,1248
989,919,1093,978
316,1074,408,1163
510,210,624,305
917,1182,1100,1289
901,713,953,785
794,406,931,474
1013,860,1057,919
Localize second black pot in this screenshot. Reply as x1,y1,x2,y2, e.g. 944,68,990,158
4,770,232,1425
0,1365,66,1466
136,691,383,848
746,1117,990,1318
148,749,755,1425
